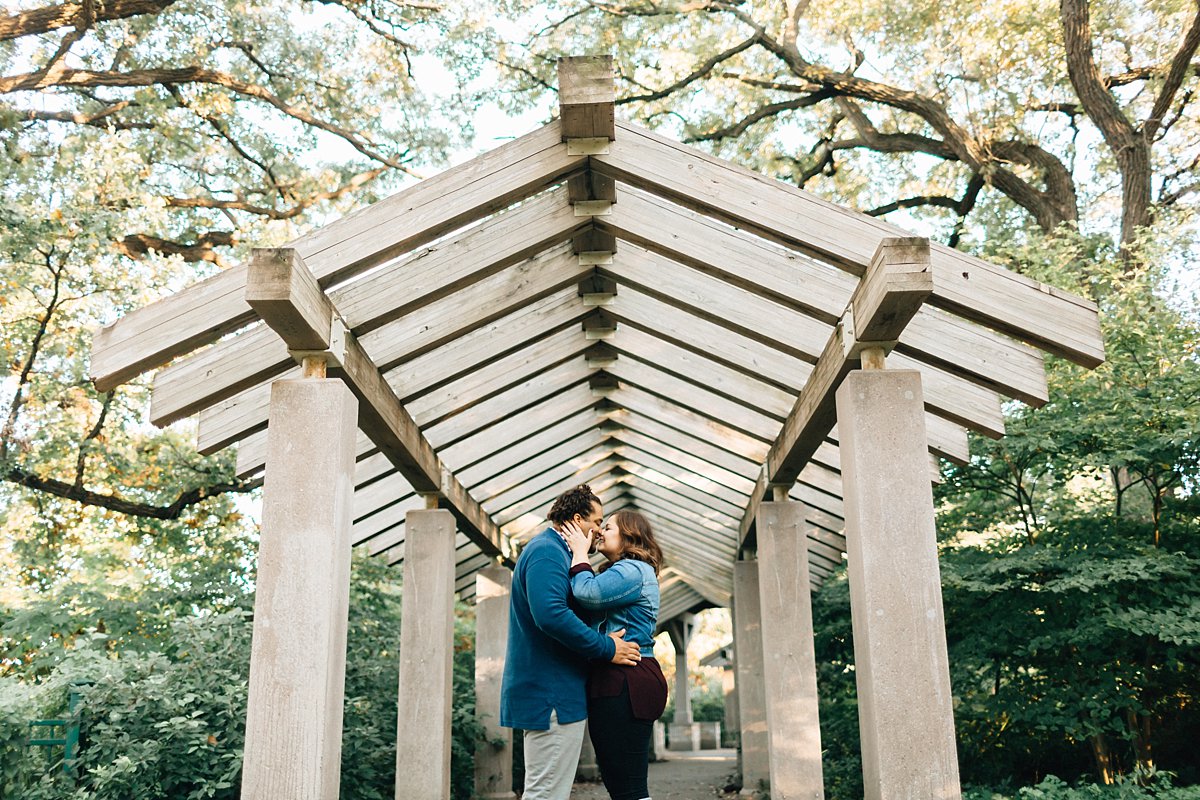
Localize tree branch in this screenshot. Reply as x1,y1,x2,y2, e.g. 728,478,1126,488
684,90,836,142
73,391,113,488
163,166,388,220
0,0,178,41
1144,3,1200,141
115,231,238,265
618,35,760,104
5,465,257,519
0,66,422,177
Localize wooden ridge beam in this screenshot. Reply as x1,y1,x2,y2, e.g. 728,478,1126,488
594,120,1104,369
245,247,509,562
738,238,934,548
91,121,587,392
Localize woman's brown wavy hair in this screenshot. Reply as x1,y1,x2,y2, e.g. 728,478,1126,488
605,510,664,575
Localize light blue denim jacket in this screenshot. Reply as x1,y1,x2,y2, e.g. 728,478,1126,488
570,559,660,658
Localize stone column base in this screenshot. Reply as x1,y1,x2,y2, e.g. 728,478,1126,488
668,722,701,751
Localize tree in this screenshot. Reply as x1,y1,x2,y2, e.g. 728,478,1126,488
474,0,1200,250
0,0,471,587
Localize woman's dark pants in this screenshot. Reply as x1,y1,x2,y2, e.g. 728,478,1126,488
587,685,654,800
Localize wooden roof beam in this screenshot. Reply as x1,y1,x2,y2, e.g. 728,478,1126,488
593,120,1104,368
245,247,509,563
739,237,934,548
90,122,588,392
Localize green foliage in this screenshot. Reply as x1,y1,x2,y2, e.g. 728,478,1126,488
963,774,1200,800
0,552,486,800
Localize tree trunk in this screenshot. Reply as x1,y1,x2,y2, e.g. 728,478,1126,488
1089,731,1117,785
1125,709,1155,781
1118,139,1154,249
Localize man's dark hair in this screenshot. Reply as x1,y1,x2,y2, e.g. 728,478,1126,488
547,484,601,525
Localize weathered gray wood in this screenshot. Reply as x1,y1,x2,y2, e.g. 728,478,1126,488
207,286,588,459
594,120,1104,368
604,245,1008,438
91,122,587,392
195,246,586,455
153,189,583,427
244,248,333,352
557,55,615,141
604,189,1045,406
245,248,507,560
737,239,935,546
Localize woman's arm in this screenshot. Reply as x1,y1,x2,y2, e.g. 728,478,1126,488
571,560,644,610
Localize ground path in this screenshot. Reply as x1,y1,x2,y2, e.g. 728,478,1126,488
569,748,739,799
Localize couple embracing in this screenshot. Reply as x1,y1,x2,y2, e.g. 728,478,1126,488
500,484,668,800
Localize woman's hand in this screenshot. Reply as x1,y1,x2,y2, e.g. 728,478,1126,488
562,520,593,565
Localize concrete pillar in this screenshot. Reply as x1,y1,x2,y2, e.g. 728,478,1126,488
652,722,666,761
576,724,600,781
756,501,824,800
836,370,961,800
474,566,515,799
241,379,358,800
721,666,738,748
732,560,769,796
667,618,694,725
395,509,458,800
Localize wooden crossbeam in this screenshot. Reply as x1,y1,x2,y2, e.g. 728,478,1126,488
90,122,588,392
593,120,1104,369
739,237,934,547
245,248,508,562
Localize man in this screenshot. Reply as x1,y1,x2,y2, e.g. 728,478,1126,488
500,483,641,799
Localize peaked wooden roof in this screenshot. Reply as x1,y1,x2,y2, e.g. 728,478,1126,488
89,59,1103,623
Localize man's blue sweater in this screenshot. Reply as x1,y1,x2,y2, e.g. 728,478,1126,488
500,528,616,730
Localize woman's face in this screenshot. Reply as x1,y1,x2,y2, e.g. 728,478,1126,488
596,517,624,562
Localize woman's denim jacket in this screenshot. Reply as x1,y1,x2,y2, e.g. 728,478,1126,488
570,558,660,658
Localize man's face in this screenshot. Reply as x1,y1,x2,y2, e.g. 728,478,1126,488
574,501,604,537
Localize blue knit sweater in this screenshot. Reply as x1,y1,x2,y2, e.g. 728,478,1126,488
500,528,616,730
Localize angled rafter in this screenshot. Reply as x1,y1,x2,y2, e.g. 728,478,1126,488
245,248,508,561
740,238,933,547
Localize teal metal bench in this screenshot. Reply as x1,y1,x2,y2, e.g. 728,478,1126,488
28,682,86,773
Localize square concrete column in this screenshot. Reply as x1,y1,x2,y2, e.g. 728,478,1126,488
836,370,961,800
665,617,694,725
756,501,825,800
722,666,738,748
395,509,458,800
732,560,769,796
241,379,358,800
474,565,515,799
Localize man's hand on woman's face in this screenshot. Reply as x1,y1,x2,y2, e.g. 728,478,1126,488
561,520,593,561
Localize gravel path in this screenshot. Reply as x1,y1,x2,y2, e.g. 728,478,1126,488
568,748,739,799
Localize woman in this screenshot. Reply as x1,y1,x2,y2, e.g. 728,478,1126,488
562,511,668,800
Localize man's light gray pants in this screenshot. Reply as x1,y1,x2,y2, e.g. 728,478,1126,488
522,710,586,800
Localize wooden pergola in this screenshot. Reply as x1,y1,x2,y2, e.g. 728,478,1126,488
90,56,1103,800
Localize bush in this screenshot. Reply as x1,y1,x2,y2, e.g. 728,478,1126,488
0,553,487,800
964,774,1200,799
